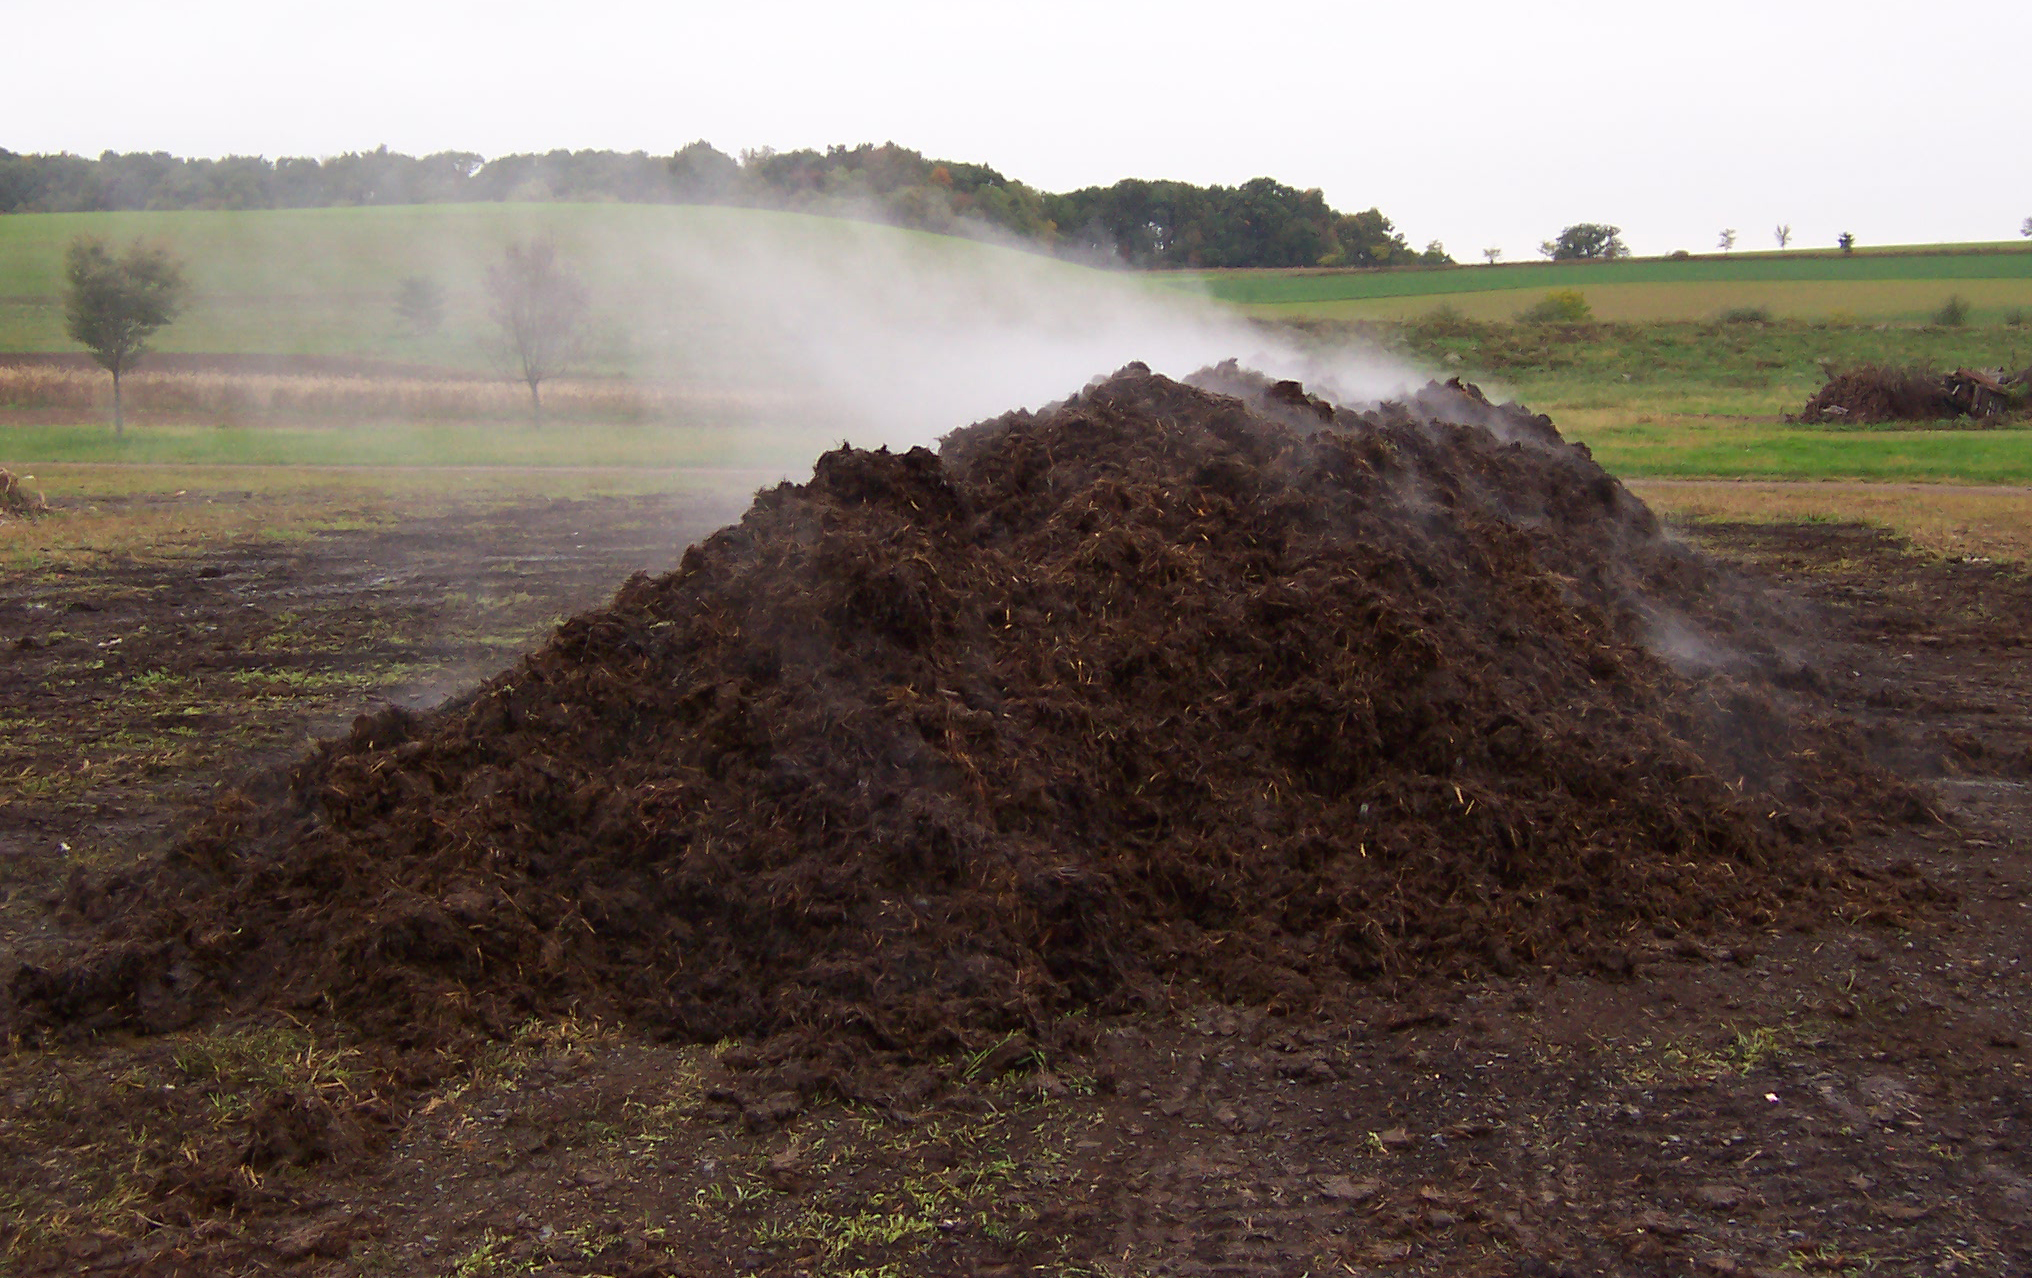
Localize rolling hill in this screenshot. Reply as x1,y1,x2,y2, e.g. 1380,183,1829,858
0,203,1118,375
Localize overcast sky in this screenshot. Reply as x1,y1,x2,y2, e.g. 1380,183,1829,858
6,0,2028,260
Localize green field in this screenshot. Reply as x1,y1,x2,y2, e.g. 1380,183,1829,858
0,419,834,471
1180,244,2032,323
9,204,2032,505
1567,416,2032,483
1375,315,2032,416
0,203,1111,374
1354,315,2032,487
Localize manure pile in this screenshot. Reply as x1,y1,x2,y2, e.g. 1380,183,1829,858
9,366,1912,1063
1798,362,2026,424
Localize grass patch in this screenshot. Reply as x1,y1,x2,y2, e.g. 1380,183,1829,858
1617,1025,1796,1085
1175,241,2032,317
1241,278,2032,324
0,363,791,426
171,1024,362,1106
0,418,837,470
1566,417,2032,484
1293,316,2032,491
1375,315,2032,417
1631,479,2032,563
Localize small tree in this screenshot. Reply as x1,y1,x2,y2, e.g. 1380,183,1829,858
1718,228,1737,252
1539,224,1629,261
485,237,588,428
62,237,188,437
1774,224,1793,249
2021,216,2031,238
394,274,446,336
1837,231,1856,254
1482,246,1503,265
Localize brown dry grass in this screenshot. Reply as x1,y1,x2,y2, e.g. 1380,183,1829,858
0,366,781,425
1631,479,2032,563
1,489,396,571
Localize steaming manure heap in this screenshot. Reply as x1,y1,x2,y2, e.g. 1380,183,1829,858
10,366,1919,1070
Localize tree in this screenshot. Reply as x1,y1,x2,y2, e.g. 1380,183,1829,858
2021,216,2031,238
1539,223,1629,261
1838,231,1856,254
61,236,188,437
394,274,445,336
1324,207,1411,267
1774,224,1793,249
1718,228,1737,252
484,237,587,427
1482,247,1503,265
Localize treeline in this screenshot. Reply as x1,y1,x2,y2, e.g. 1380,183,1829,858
0,143,1448,270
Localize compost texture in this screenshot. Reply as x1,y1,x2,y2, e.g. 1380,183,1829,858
1797,362,2028,424
8,366,1917,1068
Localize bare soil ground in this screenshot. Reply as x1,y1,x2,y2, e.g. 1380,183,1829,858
1,491,2028,1277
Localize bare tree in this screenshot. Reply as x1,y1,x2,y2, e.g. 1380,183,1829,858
62,237,188,438
485,237,588,428
1774,224,1793,249
1717,228,1737,252
2021,216,2031,238
1482,247,1503,265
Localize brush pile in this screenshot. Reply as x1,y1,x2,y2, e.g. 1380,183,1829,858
0,468,48,518
1798,363,2027,424
8,366,1919,1067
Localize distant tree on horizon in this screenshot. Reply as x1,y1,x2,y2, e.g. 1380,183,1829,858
2021,216,2031,237
1483,247,1502,265
0,144,1451,274
484,237,587,428
61,236,188,438
1774,224,1793,249
1540,224,1629,261
1838,231,1856,254
1718,228,1737,252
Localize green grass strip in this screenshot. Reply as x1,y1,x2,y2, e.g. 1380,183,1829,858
1179,245,2032,304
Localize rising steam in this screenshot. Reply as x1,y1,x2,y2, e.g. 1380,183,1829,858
602,211,1419,445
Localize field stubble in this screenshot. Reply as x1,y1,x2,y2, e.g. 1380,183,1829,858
1634,479,2032,564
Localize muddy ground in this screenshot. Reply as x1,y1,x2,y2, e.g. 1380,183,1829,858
1,494,2028,1277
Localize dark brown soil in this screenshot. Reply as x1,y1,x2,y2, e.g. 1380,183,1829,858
2,382,2029,1276
0,489,751,962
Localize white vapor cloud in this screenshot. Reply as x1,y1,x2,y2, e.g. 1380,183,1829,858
615,213,1417,446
